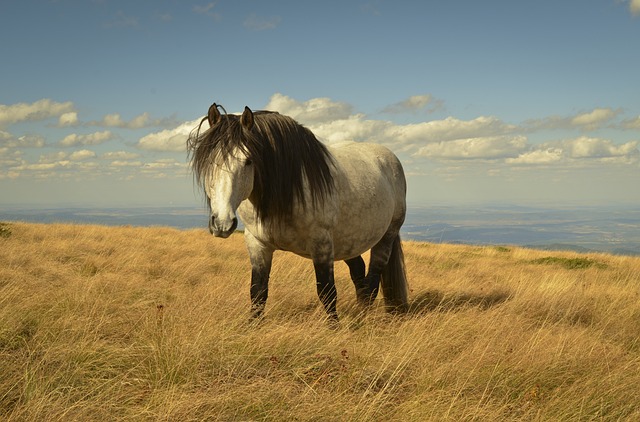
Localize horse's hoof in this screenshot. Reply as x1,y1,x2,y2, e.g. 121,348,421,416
248,309,266,325
325,313,340,329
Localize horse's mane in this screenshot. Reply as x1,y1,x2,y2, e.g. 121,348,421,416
187,106,335,226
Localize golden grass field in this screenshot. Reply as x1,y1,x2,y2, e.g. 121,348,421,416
1,221,640,421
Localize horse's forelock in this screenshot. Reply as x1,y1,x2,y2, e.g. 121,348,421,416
187,107,335,225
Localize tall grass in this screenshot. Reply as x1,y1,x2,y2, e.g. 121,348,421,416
1,222,639,420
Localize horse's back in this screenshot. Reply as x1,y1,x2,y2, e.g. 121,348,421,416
330,141,406,207
329,142,406,260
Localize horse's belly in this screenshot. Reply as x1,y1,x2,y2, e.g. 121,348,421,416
331,194,395,260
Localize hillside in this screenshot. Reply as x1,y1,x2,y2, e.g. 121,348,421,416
1,221,640,421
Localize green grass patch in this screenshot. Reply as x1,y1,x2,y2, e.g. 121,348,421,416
0,223,11,239
530,256,604,270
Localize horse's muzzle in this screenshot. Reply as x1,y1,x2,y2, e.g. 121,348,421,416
209,215,238,238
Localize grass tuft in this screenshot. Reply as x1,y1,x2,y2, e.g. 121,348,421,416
530,256,604,269
0,222,11,238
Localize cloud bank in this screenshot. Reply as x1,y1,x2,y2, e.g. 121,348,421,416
59,131,115,147
3,94,638,186
0,99,75,127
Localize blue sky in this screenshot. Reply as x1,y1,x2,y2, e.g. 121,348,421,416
1,0,639,207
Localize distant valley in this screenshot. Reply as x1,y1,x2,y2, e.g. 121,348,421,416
2,204,639,256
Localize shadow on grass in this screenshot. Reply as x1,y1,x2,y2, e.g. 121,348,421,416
409,288,512,315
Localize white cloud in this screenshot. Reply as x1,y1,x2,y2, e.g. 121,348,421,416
5,158,123,180
414,136,528,160
622,115,640,130
267,95,516,152
128,113,151,129
383,95,443,114
59,130,114,147
563,136,638,159
102,113,126,127
309,114,516,149
102,151,140,160
309,114,393,144
6,150,101,179
0,170,19,180
39,151,69,164
0,99,75,127
570,108,619,130
0,132,45,148
110,160,142,167
0,149,22,170
17,135,45,148
265,93,354,125
140,159,186,179
392,116,517,146
18,162,66,171
244,13,281,31
136,119,201,152
506,148,564,165
506,137,639,166
142,159,183,170
58,112,79,127
524,107,621,132
69,149,96,161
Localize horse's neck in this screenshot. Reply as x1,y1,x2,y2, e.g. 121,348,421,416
237,198,258,225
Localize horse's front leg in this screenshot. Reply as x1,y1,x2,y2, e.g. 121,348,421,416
245,232,274,319
312,238,338,321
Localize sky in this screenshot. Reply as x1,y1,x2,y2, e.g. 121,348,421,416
1,0,640,208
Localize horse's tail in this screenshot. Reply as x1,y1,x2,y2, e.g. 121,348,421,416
381,234,409,313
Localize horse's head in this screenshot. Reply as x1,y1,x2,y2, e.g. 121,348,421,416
188,101,335,236
204,105,256,238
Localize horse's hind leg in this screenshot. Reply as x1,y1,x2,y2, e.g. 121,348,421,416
345,256,365,281
345,256,369,304
363,231,399,305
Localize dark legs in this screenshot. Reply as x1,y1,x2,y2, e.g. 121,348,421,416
345,256,366,281
247,230,339,322
364,232,397,303
345,256,370,304
250,264,271,319
246,229,403,321
312,237,338,321
245,233,274,319
345,231,400,306
314,260,338,321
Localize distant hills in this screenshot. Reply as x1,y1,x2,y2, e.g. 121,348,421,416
1,204,639,256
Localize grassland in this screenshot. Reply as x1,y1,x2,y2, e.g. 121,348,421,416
1,221,640,421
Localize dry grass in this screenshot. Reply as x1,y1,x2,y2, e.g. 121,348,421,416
1,221,640,421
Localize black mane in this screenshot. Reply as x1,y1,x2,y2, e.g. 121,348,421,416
187,106,335,226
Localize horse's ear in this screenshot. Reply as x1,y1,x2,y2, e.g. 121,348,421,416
207,103,221,127
240,106,254,130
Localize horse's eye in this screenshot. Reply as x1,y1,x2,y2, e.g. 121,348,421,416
245,159,253,166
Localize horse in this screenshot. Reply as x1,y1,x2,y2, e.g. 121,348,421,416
187,103,409,322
